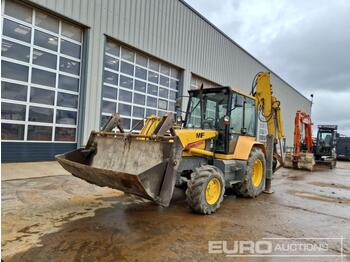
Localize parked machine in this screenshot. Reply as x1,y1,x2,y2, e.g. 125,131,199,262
284,111,315,171
336,137,350,160
56,72,285,214
313,125,337,168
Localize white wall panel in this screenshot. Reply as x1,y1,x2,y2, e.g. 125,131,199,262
26,0,311,145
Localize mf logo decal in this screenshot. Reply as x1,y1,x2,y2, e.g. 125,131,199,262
196,132,205,138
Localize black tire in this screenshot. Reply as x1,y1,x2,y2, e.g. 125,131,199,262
186,165,225,215
233,147,266,197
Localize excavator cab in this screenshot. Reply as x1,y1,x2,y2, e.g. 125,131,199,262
314,125,337,168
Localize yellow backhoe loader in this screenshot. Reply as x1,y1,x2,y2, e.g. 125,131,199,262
56,72,284,214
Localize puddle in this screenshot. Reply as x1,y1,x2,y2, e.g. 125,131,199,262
287,175,305,181
308,181,350,191
292,191,350,204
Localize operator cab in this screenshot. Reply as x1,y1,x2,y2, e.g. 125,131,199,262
315,125,337,156
185,86,257,154
313,125,337,168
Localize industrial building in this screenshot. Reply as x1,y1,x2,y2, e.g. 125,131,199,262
1,0,311,162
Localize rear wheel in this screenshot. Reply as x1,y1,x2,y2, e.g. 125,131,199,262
186,165,225,214
234,147,266,197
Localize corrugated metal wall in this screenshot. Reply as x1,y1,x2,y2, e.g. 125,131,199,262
26,0,312,145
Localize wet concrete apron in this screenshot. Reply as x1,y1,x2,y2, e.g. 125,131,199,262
2,162,350,261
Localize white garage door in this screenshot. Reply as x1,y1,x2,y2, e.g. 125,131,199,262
1,0,83,143
100,38,181,131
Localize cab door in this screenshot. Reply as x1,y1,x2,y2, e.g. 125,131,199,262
229,93,244,153
229,94,257,153
203,93,229,153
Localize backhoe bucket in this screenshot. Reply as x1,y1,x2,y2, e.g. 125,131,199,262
297,152,315,171
56,134,182,207
284,152,315,171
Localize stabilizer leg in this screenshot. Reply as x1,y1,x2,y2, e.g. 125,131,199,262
264,135,274,194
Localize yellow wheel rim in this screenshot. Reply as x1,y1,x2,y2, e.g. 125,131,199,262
205,177,221,205
252,159,263,188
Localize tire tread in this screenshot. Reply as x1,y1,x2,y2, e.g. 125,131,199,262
186,165,224,214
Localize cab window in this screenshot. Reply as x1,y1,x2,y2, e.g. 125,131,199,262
230,94,244,133
318,132,333,147
187,96,201,128
244,97,256,136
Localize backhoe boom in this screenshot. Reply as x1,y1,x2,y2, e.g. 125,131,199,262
251,72,285,192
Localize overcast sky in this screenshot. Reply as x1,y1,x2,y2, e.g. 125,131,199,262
185,0,350,136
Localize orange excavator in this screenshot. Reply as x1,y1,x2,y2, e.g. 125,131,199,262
284,110,315,171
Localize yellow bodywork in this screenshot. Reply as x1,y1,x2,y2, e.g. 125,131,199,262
175,129,264,161
215,136,265,161
175,129,217,157
140,115,161,136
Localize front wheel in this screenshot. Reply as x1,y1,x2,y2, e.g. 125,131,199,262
233,147,266,197
186,165,225,215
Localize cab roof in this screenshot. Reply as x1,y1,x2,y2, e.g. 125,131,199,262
188,86,256,100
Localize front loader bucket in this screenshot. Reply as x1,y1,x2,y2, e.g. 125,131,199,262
56,134,182,207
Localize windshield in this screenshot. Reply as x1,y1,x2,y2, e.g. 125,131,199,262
317,131,333,147
186,91,229,129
